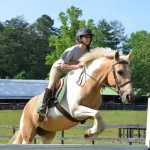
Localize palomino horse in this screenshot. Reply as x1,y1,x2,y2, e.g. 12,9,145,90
10,47,135,144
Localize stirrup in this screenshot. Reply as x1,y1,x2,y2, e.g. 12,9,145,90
38,106,48,122
37,106,49,117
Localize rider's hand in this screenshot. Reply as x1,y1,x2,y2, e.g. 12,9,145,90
78,64,83,68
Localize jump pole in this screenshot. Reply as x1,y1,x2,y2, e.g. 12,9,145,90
146,97,150,149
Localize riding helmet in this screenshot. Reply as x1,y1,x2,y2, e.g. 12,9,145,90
76,28,93,38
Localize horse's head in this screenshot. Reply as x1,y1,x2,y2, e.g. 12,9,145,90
79,47,135,104
107,51,135,104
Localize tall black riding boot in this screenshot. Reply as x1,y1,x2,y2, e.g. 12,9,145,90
37,88,53,122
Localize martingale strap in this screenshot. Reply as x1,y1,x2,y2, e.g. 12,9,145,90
55,103,87,124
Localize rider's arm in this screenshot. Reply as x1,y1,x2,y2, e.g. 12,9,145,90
60,60,83,70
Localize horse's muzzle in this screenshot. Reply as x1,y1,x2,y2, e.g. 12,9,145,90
121,91,135,104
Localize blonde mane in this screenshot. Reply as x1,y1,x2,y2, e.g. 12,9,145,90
79,47,118,65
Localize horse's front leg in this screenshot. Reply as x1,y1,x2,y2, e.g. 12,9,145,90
72,105,106,138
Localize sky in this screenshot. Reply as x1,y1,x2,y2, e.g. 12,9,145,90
0,0,150,36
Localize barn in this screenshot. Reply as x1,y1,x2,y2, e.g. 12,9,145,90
0,79,147,110
0,79,48,109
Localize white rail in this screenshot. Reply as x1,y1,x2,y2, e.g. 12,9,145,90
146,97,150,148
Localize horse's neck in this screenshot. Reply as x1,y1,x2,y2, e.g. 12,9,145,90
86,59,112,90
67,58,112,93
85,58,112,87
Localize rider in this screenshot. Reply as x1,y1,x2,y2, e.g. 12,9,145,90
37,27,93,122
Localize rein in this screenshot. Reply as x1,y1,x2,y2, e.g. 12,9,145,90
76,60,131,96
76,67,99,86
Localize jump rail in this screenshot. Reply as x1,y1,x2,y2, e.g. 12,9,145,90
0,144,148,150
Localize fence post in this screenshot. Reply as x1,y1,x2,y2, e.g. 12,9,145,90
146,98,150,148
118,128,121,138
92,140,95,145
34,138,36,144
61,130,64,144
13,128,16,134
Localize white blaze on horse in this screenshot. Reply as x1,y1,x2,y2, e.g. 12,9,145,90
10,47,135,144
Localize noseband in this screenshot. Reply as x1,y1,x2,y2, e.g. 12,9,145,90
112,60,131,95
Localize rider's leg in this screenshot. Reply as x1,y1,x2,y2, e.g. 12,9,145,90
37,66,64,122
37,88,53,118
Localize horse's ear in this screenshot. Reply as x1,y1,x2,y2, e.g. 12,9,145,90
124,51,132,62
126,52,132,60
114,51,119,61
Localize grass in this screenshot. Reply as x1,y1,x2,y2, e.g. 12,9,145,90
0,110,147,144
0,110,22,125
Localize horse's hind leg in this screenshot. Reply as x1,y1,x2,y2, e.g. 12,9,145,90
11,111,37,144
21,120,37,144
22,126,37,144
11,130,23,144
20,111,37,144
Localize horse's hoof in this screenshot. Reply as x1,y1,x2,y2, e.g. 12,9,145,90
84,130,92,138
84,133,90,138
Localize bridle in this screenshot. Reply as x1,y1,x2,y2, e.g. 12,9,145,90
112,60,131,95
76,60,131,96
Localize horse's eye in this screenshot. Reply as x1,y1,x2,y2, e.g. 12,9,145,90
117,70,123,76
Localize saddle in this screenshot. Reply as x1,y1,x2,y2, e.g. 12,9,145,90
36,76,67,111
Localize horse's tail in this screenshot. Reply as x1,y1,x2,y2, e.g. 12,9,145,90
8,129,23,144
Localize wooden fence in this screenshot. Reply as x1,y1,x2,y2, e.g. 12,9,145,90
0,124,146,145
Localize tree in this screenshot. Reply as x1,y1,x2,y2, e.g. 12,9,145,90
46,6,128,66
0,15,58,79
127,30,150,96
46,6,87,65
97,19,127,51
86,19,103,48
110,20,127,52
29,15,59,79
0,16,30,78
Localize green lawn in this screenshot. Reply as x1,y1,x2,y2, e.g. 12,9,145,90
0,110,147,144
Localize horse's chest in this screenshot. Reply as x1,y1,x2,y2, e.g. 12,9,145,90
80,95,101,109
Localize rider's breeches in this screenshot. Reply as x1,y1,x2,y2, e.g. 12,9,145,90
47,65,65,90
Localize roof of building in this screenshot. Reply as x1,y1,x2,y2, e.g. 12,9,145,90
0,79,48,99
0,79,118,99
